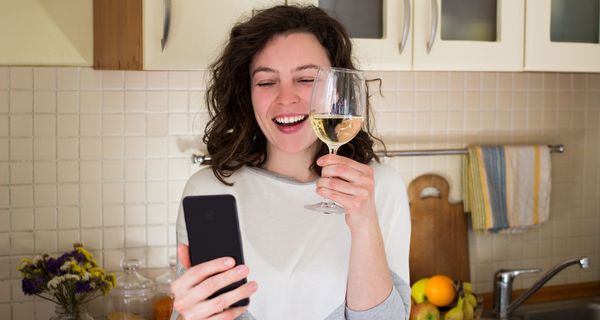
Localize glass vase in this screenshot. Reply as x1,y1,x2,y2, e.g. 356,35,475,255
50,304,94,320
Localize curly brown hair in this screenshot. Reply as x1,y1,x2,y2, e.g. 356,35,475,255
204,5,382,185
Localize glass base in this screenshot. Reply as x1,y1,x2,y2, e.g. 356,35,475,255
304,201,346,214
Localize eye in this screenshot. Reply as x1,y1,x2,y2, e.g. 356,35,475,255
298,77,315,84
256,81,276,87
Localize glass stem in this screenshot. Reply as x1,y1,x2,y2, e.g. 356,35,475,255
322,146,338,206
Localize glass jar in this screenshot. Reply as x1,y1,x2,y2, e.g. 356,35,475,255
152,256,178,320
106,259,155,320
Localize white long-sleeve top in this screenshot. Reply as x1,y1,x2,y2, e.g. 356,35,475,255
175,163,411,320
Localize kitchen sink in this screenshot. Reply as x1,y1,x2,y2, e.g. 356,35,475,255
511,297,600,320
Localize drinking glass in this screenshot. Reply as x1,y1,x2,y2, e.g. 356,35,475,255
305,67,366,214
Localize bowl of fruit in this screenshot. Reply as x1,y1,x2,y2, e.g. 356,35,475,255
410,274,482,320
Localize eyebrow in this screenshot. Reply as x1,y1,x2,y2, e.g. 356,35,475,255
251,64,320,78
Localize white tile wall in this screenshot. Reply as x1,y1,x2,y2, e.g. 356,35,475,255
0,67,599,319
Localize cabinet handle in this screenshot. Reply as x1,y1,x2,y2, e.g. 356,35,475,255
161,0,172,51
426,0,438,53
399,0,411,54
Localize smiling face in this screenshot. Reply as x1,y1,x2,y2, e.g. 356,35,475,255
250,32,331,159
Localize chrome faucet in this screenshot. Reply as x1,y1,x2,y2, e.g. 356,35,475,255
492,256,589,319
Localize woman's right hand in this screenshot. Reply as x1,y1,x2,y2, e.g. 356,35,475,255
172,244,258,320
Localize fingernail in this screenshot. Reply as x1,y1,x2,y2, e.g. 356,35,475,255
224,258,235,267
317,158,323,165
249,282,258,290
236,265,247,274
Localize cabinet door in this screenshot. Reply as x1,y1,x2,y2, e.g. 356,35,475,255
289,0,412,71
413,0,524,71
525,0,600,72
144,0,281,70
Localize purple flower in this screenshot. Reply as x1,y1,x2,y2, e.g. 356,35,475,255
75,282,93,293
22,277,44,295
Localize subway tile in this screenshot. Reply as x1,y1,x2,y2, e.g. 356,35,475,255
56,114,79,136
147,203,168,225
125,205,146,226
11,232,34,255
79,91,102,113
33,114,56,136
147,225,168,247
81,206,103,228
58,207,79,229
80,68,102,89
146,114,169,137
33,91,56,113
34,300,55,320
102,160,123,182
125,182,146,203
34,231,57,253
126,226,146,248
168,114,188,134
80,114,102,136
103,227,124,249
57,137,79,159
10,162,33,184
103,91,124,113
168,91,189,112
10,138,33,161
189,71,206,90
80,183,101,205
146,182,167,204
10,185,33,208
58,230,80,251
34,208,56,230
10,67,33,89
57,91,79,113
33,137,55,160
124,137,146,158
147,91,168,112
57,184,78,206
125,114,146,135
11,208,33,231
10,91,33,113
125,159,146,181
81,228,102,250
0,234,8,255
168,180,186,203
0,91,7,113
0,211,7,232
102,71,124,89
168,72,189,89
34,185,57,207
56,68,79,90
102,137,124,159
481,72,496,90
188,90,204,110
168,158,189,180
34,68,56,90
102,183,124,204
124,91,146,112
125,71,146,89
103,205,124,226
0,67,8,89
0,280,9,303
102,114,124,135
10,114,32,137
79,137,101,160
543,73,558,91
56,161,79,183
147,72,168,89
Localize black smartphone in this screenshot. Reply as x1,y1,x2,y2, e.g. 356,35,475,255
182,194,249,307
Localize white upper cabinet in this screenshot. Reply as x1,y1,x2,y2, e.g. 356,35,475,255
143,0,281,70
289,0,412,71
525,0,600,72
94,0,281,70
413,0,524,71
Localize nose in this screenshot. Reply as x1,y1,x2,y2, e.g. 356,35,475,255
276,81,300,105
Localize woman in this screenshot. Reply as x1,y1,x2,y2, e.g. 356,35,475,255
172,5,411,320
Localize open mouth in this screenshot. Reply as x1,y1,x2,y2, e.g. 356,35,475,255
272,115,308,127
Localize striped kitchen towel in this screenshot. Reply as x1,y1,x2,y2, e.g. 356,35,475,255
462,145,552,233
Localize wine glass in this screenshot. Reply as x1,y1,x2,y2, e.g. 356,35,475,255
305,67,367,214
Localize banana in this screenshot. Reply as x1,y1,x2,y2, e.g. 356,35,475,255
464,293,477,309
463,297,474,320
443,297,464,320
463,282,473,294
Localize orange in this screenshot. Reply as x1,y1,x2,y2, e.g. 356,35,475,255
424,275,456,307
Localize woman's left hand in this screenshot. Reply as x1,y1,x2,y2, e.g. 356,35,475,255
316,153,378,230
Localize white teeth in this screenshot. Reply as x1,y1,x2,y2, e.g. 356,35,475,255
274,115,306,124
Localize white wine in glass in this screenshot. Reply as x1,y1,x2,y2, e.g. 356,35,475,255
305,67,367,214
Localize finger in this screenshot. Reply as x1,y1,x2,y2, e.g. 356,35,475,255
177,243,191,269
317,153,372,172
208,306,249,320
206,281,257,317
316,177,367,198
320,164,371,185
317,187,362,211
178,264,250,310
172,257,236,294
182,281,256,320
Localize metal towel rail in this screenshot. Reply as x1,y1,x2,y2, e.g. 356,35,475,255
191,144,564,165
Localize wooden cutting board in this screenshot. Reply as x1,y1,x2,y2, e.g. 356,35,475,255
408,174,470,284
